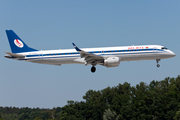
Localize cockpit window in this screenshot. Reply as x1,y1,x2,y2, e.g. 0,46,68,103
161,47,168,50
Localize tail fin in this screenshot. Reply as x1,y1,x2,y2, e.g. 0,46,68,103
6,30,38,53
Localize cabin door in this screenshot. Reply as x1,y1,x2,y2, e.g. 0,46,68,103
39,51,43,60
153,47,157,54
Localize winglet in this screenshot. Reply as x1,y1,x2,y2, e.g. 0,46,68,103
72,43,82,51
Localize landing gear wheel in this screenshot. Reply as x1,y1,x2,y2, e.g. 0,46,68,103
157,64,160,68
91,66,96,73
156,59,161,68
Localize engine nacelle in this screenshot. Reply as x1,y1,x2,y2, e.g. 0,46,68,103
103,57,120,67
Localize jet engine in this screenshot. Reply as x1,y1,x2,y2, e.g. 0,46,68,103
103,57,120,67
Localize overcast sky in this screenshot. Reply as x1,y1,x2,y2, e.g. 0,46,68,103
0,0,180,108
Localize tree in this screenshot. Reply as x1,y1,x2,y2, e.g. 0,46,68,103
103,109,121,120
174,110,180,120
1,75,180,120
1,114,16,120
17,113,29,120
60,101,86,120
83,90,106,120
131,82,155,119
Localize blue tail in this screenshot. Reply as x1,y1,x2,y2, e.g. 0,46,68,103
6,30,38,53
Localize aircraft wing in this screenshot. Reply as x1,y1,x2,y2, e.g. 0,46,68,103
5,52,25,58
72,43,104,65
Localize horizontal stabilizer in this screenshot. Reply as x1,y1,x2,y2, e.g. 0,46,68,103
5,52,25,58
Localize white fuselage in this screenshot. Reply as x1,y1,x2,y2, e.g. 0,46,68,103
17,45,175,66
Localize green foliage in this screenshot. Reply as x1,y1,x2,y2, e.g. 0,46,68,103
59,101,86,120
174,110,180,120
103,109,121,120
1,75,180,120
60,75,180,120
0,107,61,120
1,114,16,120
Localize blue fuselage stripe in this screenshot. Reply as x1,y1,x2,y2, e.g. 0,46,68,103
24,49,166,60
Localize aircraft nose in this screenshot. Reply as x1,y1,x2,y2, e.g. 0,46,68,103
170,51,176,57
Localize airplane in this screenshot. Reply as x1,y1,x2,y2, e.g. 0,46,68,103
5,30,176,73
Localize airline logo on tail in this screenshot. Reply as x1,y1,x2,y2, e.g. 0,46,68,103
14,39,24,48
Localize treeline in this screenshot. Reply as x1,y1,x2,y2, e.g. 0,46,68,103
0,107,61,120
1,75,180,120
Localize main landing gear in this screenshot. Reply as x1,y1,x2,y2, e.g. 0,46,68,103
91,66,96,73
156,59,160,68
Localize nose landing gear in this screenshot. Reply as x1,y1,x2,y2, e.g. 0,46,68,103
91,66,96,73
157,64,160,67
156,59,161,68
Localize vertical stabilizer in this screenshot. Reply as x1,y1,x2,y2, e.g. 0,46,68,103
6,30,38,53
